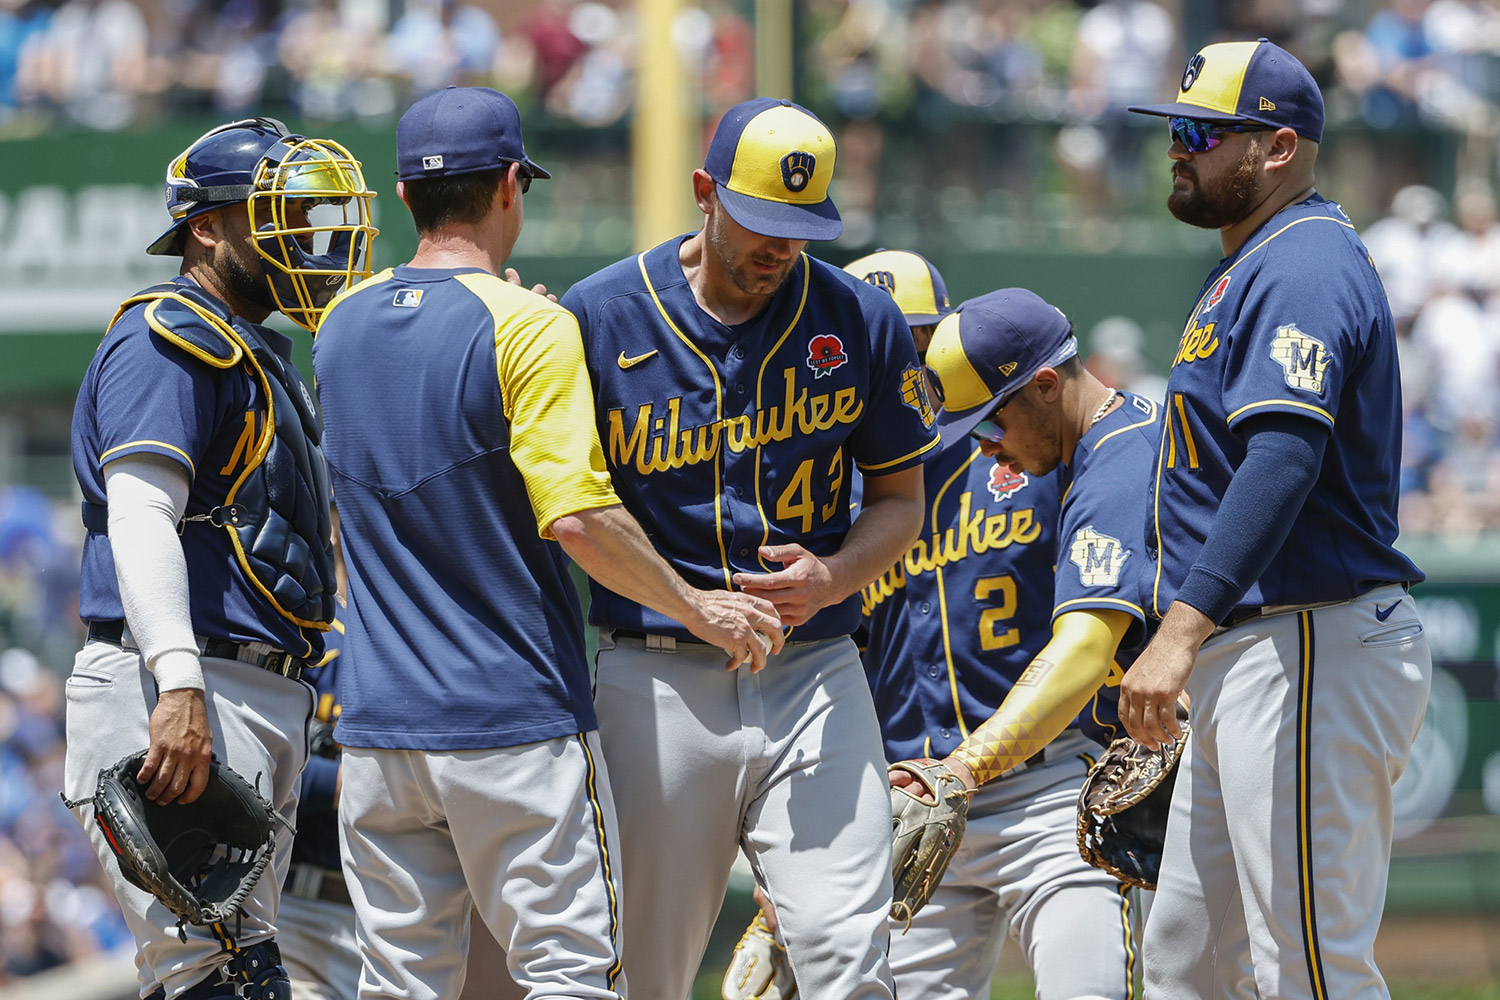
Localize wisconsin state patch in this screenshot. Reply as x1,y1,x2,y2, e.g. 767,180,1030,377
987,465,1029,502
807,334,848,379
1269,323,1330,393
1069,526,1130,587
899,365,934,427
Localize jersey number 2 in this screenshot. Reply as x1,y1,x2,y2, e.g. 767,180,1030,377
974,574,1019,651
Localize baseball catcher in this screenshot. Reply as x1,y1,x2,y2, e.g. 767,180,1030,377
1076,704,1189,890
888,757,971,925
64,750,288,937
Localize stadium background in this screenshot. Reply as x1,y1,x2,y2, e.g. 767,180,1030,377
1,0,1499,995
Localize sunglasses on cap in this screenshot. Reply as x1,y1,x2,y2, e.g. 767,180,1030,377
499,158,533,194
1168,117,1268,154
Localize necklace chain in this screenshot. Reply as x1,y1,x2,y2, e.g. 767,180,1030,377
1087,389,1119,430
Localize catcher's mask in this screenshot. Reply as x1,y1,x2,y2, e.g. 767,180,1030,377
148,117,378,331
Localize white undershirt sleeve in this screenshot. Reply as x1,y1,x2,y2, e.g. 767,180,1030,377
103,453,204,692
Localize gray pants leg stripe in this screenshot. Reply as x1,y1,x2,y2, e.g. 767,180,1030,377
1117,884,1138,1000
577,733,624,997
1295,611,1329,1000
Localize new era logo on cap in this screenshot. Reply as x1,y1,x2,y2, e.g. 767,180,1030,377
1128,38,1325,143
927,288,1078,447
422,155,444,170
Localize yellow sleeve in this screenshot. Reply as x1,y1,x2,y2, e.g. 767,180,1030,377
947,608,1132,786
459,275,621,538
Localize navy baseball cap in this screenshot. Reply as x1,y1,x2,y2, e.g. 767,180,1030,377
1128,38,1324,143
705,98,841,241
843,249,953,327
926,289,1078,447
397,86,551,182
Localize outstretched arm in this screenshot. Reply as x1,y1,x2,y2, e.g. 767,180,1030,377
938,608,1132,790
553,505,784,671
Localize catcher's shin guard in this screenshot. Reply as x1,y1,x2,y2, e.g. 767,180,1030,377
175,940,292,1000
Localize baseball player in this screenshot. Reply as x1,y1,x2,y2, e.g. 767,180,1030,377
1122,40,1431,999
64,118,376,1000
764,272,1158,999
312,86,778,1000
866,269,1159,999
561,98,938,999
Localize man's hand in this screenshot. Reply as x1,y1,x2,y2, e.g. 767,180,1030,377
889,757,979,797
1119,601,1214,749
682,589,784,672
752,883,778,932
732,544,839,627
138,688,214,805
505,266,558,302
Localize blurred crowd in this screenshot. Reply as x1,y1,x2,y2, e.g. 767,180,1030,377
0,0,757,130
0,486,127,984
1,0,1499,138
1366,182,1500,536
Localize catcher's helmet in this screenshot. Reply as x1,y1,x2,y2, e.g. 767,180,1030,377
148,117,378,331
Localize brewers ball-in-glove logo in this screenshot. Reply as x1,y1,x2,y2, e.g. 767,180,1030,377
988,466,1029,502
806,334,848,379
1270,323,1331,393
900,365,935,427
1181,53,1206,91
780,151,816,193
1069,526,1129,587
862,270,896,295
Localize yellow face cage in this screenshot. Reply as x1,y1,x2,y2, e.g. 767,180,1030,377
246,137,378,332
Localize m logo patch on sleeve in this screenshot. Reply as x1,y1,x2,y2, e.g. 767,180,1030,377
1069,526,1129,587
1270,323,1330,393
899,365,934,427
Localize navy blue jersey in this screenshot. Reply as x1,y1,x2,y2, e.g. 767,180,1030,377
1056,391,1163,743
314,266,622,751
292,616,343,872
563,238,940,641
1151,195,1423,615
860,443,1059,761
71,276,326,659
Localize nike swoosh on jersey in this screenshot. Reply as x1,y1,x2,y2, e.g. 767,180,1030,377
1375,601,1402,621
617,350,658,369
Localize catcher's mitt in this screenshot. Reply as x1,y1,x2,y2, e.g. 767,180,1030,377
889,757,970,926
63,750,288,934
722,911,797,1000
1076,708,1190,890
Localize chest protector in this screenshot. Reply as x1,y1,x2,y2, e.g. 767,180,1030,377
103,283,336,631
